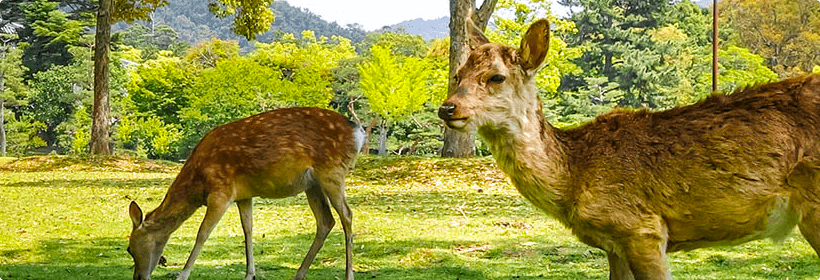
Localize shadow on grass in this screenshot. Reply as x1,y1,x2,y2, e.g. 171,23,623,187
0,177,174,189
3,232,816,280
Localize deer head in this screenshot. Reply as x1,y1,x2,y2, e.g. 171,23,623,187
127,201,168,280
438,18,550,135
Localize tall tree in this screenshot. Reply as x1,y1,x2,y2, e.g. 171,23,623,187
441,0,497,158
358,45,432,155
17,0,76,78
89,0,276,155
719,0,820,77
0,34,28,157
560,0,674,109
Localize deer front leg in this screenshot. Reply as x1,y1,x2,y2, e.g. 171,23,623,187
237,199,256,280
607,251,635,280
620,232,671,280
177,195,230,280
293,185,335,280
322,180,354,280
798,205,820,258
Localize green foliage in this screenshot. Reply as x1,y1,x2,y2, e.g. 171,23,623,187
560,0,677,109
251,31,357,75
488,0,583,96
1,38,28,105
113,0,170,23
24,65,83,146
116,24,191,59
177,55,333,156
695,46,779,99
207,0,274,40
19,0,74,78
126,54,193,124
116,115,182,159
61,108,90,155
359,31,430,57
2,113,46,156
720,0,820,77
183,38,240,68
359,45,432,123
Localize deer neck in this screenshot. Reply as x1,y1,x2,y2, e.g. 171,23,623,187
477,96,571,221
143,180,201,236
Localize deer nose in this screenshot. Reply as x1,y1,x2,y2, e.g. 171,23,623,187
438,104,456,120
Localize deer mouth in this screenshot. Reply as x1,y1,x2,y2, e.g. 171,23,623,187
444,118,469,130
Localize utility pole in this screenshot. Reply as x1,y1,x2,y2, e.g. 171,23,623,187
712,0,719,92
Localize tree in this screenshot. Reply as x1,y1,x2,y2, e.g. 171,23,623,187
358,31,430,58
442,0,498,158
359,45,433,155
25,65,83,149
17,0,77,78
488,0,583,97
125,53,193,125
719,0,820,77
90,0,275,156
0,35,28,157
560,0,674,109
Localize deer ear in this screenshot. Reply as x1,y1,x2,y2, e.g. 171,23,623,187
129,201,144,228
467,18,490,50
518,19,550,74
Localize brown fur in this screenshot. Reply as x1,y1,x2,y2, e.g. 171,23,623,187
439,19,820,280
128,107,360,280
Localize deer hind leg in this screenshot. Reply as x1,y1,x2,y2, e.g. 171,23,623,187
320,175,354,280
787,160,820,258
236,199,256,280
293,183,335,280
177,194,231,280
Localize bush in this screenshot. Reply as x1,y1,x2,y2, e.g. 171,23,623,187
116,115,182,159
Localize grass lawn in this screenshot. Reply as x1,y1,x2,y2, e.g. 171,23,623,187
0,155,817,279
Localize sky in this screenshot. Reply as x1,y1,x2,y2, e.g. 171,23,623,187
286,0,452,31
286,1,573,31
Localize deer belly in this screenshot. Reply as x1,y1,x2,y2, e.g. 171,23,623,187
240,166,315,199
666,196,798,252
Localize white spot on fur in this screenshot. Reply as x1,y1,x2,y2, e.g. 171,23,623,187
353,125,366,152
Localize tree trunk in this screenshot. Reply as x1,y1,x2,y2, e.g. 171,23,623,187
1,44,6,157
90,0,113,155
1,95,5,158
441,0,497,158
378,119,387,156
362,116,378,154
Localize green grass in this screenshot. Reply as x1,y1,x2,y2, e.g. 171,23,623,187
0,155,818,279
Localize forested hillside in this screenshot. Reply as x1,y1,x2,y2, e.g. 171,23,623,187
114,0,368,48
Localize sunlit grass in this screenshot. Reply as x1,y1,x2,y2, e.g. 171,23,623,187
0,155,817,279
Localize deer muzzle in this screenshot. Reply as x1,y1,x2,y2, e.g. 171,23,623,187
438,103,468,130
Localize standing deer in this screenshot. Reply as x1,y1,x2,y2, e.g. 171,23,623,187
438,19,820,279
127,107,364,280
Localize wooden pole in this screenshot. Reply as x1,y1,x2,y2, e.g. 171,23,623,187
712,0,719,92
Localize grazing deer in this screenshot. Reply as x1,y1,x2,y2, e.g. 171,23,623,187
438,19,820,279
127,107,365,280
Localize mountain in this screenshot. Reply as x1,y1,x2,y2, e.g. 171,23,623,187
116,0,367,49
388,17,450,40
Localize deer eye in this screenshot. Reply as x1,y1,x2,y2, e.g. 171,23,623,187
489,75,506,83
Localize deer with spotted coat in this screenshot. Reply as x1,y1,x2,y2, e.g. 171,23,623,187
127,107,364,280
438,19,820,279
